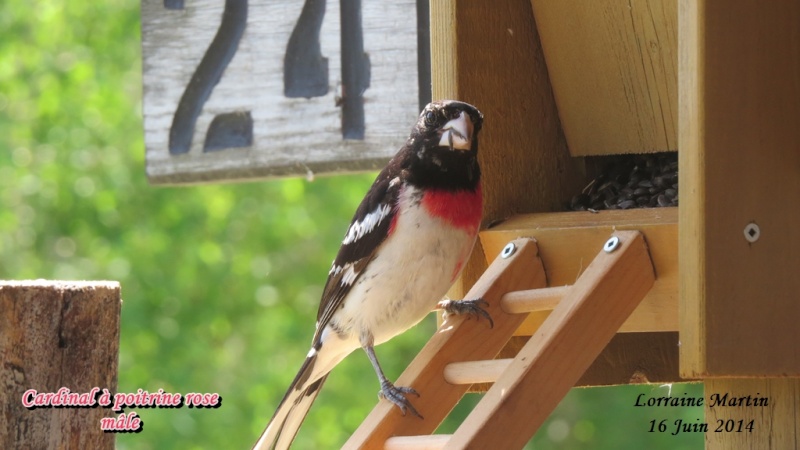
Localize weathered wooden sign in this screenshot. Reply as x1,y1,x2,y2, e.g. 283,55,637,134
142,0,427,184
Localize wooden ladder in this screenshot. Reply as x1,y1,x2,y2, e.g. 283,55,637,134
343,230,656,450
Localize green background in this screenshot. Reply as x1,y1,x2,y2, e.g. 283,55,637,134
0,1,703,448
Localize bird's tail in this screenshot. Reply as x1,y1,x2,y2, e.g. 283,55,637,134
252,351,330,450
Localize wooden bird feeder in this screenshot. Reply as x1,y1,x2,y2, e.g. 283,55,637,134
347,1,800,448
9,1,794,448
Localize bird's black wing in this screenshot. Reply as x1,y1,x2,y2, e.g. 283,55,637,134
312,165,404,343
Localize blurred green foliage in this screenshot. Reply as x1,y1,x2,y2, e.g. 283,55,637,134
0,1,702,449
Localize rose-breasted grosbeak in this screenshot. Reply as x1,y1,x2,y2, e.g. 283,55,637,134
254,100,485,450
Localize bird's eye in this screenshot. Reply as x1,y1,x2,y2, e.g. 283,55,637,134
424,111,437,127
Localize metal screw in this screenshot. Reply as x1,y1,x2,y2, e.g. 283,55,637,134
744,222,760,243
501,242,516,258
604,236,620,253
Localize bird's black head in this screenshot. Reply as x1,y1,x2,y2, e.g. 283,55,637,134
403,100,483,189
413,100,483,154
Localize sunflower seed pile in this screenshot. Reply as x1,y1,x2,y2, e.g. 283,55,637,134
569,152,678,211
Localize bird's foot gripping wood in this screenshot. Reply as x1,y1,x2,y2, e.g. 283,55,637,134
439,298,494,328
378,380,422,419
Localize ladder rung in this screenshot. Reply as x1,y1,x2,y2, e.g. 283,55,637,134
384,434,452,450
443,359,512,385
500,285,568,314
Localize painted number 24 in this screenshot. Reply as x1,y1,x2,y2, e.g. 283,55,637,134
165,0,370,155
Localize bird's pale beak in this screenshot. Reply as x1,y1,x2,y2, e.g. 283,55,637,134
438,111,474,151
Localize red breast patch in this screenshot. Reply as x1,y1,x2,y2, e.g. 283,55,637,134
421,185,483,234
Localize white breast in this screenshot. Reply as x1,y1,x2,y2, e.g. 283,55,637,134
333,186,478,346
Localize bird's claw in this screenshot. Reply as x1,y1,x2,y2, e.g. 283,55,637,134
440,298,494,328
378,381,422,419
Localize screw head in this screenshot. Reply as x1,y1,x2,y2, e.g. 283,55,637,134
744,222,760,243
501,242,516,258
604,236,621,253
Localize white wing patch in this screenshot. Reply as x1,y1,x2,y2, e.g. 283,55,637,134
342,203,392,245
340,264,358,286
328,262,358,286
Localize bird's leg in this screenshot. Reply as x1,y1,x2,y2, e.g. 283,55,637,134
438,298,494,328
363,343,422,419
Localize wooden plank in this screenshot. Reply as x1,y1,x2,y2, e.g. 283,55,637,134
342,238,546,449
142,0,422,184
575,332,682,386
678,0,705,379
431,0,586,305
445,231,655,449
679,0,800,377
0,281,121,450
481,208,677,334
530,0,678,156
705,378,800,450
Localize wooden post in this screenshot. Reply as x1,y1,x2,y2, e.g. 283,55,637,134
0,281,121,450
680,0,800,447
679,0,800,379
704,378,800,449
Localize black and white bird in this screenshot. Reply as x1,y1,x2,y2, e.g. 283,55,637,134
254,100,486,450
